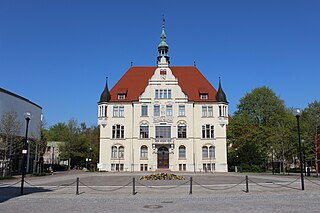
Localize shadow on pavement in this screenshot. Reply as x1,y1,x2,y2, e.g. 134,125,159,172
0,186,51,203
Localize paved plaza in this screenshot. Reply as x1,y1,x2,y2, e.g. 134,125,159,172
1,171,320,212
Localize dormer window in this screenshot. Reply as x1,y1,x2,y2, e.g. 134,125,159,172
118,94,125,100
200,94,208,100
198,88,208,100
117,88,127,100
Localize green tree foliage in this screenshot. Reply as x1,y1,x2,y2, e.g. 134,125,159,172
301,101,320,175
47,122,69,141
228,87,296,172
47,118,99,170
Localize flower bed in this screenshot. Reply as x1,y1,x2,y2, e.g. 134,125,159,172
140,173,185,180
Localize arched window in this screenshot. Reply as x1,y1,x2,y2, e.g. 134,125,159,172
140,145,148,159
111,146,117,158
118,146,124,158
178,124,187,138
202,146,208,159
140,125,149,138
209,146,215,158
179,145,186,159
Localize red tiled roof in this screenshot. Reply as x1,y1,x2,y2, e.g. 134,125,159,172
109,66,218,102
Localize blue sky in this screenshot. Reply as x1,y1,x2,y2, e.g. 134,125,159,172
1,0,319,127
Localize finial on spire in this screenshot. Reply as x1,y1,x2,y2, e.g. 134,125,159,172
130,61,133,67
157,16,170,66
194,61,196,66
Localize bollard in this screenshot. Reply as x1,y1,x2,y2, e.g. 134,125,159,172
133,177,136,195
76,177,79,195
189,177,193,195
245,175,249,193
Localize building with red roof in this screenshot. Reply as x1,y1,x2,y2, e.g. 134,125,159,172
97,19,228,172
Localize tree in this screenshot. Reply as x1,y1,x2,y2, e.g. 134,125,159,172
0,111,22,177
49,119,100,170
228,87,295,172
301,101,320,176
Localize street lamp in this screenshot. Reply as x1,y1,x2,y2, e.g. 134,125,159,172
293,108,304,190
52,145,55,165
21,112,31,195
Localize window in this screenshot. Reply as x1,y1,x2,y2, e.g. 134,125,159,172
203,163,215,172
179,145,186,159
168,90,172,99
202,124,214,139
155,126,171,140
118,94,125,100
113,106,119,117
166,105,172,116
179,105,185,116
111,146,117,158
178,124,187,138
154,105,160,116
111,163,124,171
179,164,186,171
209,146,215,158
202,106,207,117
155,89,172,99
219,106,222,117
208,106,213,117
202,146,208,159
140,164,148,171
112,124,124,139
118,146,124,158
200,94,208,99
113,106,124,117
140,125,149,138
141,105,148,116
202,106,213,117
140,145,148,159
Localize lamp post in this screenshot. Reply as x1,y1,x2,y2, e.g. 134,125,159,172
52,145,55,165
21,112,31,195
294,108,304,190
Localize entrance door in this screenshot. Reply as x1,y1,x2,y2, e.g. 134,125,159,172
157,147,169,168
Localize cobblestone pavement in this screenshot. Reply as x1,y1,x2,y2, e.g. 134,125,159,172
1,171,320,212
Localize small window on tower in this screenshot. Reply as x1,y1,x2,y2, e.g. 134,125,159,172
160,69,166,75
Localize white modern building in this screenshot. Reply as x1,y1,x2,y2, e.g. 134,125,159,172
97,21,228,172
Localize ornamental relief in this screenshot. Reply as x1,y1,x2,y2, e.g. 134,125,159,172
153,116,173,123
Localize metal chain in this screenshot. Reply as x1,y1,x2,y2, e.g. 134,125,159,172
24,180,77,191
136,180,190,190
248,178,300,190
79,181,133,192
192,179,246,191
0,180,21,187
305,177,320,187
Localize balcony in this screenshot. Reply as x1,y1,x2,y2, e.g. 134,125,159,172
153,138,173,145
218,116,228,126
98,117,107,126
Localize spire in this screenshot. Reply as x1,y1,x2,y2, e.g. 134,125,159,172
99,77,111,102
216,77,227,103
157,16,170,66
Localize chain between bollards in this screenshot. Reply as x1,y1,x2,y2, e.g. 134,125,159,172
189,177,193,194
245,175,249,193
133,177,136,195
76,177,79,195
